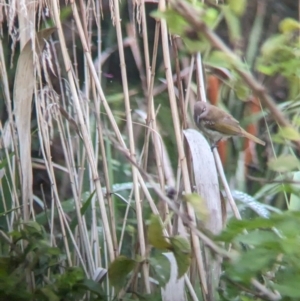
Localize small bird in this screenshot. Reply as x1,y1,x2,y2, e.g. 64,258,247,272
194,101,265,147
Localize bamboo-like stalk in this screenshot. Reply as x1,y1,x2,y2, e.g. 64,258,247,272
51,1,115,262
158,0,209,297
111,0,150,291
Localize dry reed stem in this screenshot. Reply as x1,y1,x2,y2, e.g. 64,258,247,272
158,0,209,297
112,0,150,291
69,1,158,279
52,1,115,263
55,107,96,274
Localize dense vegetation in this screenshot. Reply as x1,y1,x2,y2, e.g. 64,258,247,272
0,0,299,300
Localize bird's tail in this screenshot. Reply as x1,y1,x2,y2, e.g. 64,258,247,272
241,129,266,146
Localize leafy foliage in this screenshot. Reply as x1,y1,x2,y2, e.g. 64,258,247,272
217,212,300,300
0,222,104,301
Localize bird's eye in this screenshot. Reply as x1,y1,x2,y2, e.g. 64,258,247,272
202,108,206,112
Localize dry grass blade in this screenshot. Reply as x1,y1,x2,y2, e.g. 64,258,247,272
184,129,222,299
161,252,185,301
13,27,56,221
183,129,222,234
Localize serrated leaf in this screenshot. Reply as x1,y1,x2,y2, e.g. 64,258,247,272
148,215,171,249
108,256,136,289
169,236,191,279
268,155,300,173
183,193,209,221
279,18,300,33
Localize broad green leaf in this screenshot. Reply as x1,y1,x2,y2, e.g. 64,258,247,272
216,216,276,242
169,236,191,279
227,248,278,282
151,9,188,35
277,126,300,141
260,34,287,57
149,253,171,287
79,279,104,296
183,193,209,221
235,231,279,247
23,221,43,234
148,215,171,249
279,18,300,33
227,0,247,16
235,81,250,101
202,8,219,28
274,273,300,297
268,155,300,172
108,255,136,289
207,50,235,69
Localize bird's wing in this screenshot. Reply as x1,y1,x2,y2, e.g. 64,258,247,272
202,116,242,136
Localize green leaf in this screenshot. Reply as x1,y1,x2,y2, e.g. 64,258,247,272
268,155,300,172
70,190,95,230
207,50,235,69
279,18,300,33
149,253,171,287
289,171,300,211
202,8,219,28
222,5,241,42
274,272,300,297
277,126,300,141
183,193,209,221
227,0,247,16
235,231,279,248
169,236,191,279
227,248,278,282
40,287,60,301
79,279,104,296
108,256,136,289
234,80,250,101
148,215,171,249
23,221,43,235
151,9,188,36
259,34,288,58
